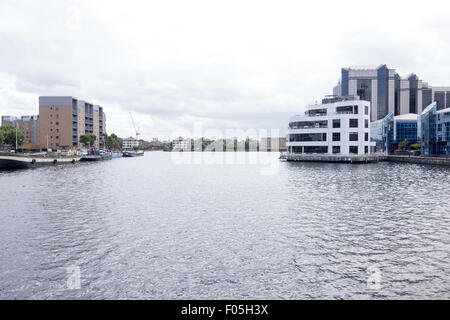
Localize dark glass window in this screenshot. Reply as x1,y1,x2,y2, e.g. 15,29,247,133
365,146,369,154
349,146,358,154
332,133,340,141
336,106,353,114
289,120,328,129
365,119,369,128
333,119,341,128
365,132,369,141
349,132,358,141
349,119,358,128
306,109,327,116
354,105,358,114
289,133,327,142
333,146,340,154
304,146,328,154
365,105,369,115
357,79,372,102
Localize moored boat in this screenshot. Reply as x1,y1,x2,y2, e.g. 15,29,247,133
112,152,123,158
81,150,112,162
0,152,81,170
123,150,144,157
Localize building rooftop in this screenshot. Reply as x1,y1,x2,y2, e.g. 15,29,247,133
437,107,450,114
394,113,419,121
343,64,388,71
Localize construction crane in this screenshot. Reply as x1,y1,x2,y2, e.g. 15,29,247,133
129,112,141,141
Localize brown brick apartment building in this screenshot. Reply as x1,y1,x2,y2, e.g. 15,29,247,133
38,96,106,150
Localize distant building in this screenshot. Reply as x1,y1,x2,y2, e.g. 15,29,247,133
333,65,450,121
418,102,450,156
172,137,190,151
19,115,40,149
1,115,40,149
287,97,373,156
123,136,139,149
371,113,418,154
260,137,287,151
1,116,19,126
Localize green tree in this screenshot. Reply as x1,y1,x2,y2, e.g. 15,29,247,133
399,140,410,150
103,133,123,150
411,143,421,150
79,134,97,147
0,125,25,148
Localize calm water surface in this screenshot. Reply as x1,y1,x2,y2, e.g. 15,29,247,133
0,152,449,299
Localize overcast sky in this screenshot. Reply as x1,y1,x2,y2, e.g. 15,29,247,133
0,0,449,140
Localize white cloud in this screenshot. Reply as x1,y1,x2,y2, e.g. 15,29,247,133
0,0,449,139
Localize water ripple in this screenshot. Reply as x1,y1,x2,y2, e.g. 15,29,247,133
0,154,449,299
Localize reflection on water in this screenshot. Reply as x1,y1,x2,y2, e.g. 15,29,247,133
0,153,449,299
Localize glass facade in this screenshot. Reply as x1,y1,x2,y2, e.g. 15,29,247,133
419,103,437,155
370,112,394,153
447,92,450,108
395,121,418,143
394,74,400,116
408,75,418,114
377,65,389,120
349,146,358,154
419,105,450,155
341,69,349,96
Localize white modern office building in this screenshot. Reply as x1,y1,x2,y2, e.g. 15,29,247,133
287,96,373,156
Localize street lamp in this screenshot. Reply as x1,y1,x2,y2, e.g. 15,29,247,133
15,121,18,151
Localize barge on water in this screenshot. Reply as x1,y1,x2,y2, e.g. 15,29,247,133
0,152,81,170
123,150,144,157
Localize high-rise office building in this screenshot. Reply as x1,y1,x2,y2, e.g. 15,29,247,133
333,65,450,121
